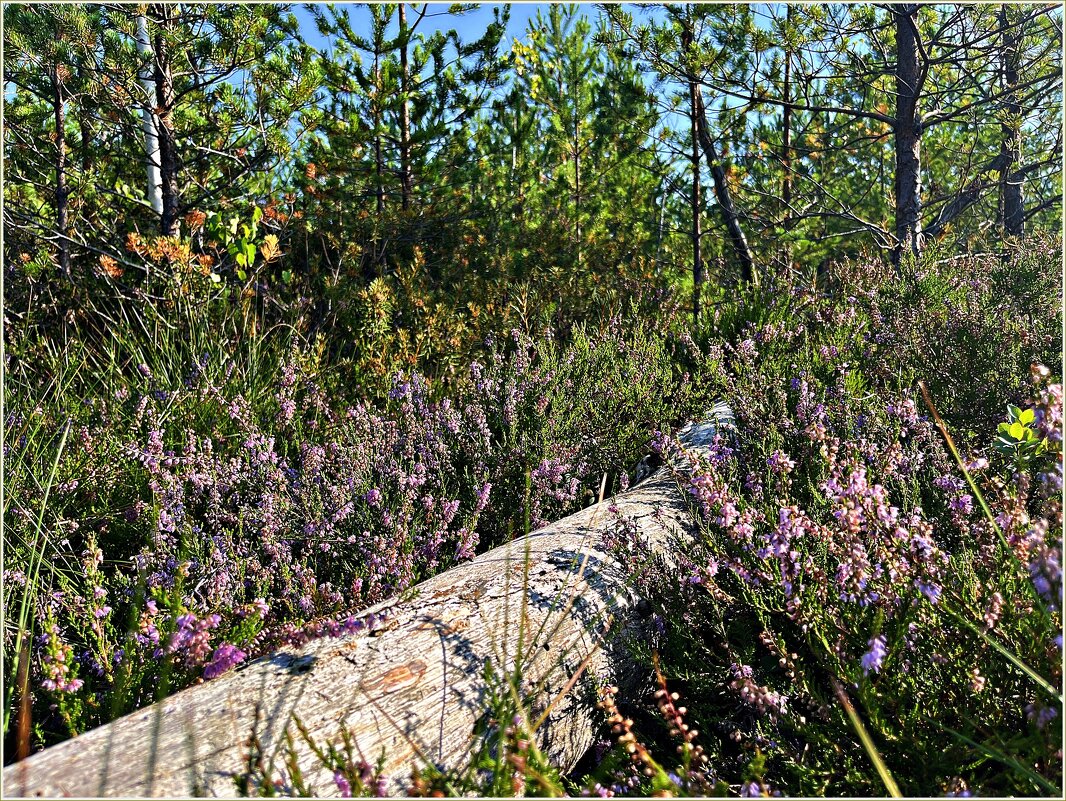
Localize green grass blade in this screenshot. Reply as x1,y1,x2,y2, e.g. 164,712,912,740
831,677,902,798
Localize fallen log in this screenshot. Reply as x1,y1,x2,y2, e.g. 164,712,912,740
2,405,734,798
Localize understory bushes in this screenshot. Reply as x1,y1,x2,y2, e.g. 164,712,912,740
3,241,1062,796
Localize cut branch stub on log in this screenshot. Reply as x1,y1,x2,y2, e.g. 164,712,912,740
2,404,735,799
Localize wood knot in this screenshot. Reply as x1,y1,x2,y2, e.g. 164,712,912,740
360,659,428,694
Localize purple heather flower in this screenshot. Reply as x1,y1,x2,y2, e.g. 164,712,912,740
334,771,352,798
1025,702,1058,730
861,634,888,675
918,582,942,605
948,494,974,516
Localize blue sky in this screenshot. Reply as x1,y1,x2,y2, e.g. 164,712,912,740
293,3,550,53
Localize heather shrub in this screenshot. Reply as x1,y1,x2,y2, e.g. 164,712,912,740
2,306,710,751
596,254,1062,795
840,236,1062,432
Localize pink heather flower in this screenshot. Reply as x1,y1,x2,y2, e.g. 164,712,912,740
983,592,1003,630
475,481,492,512
861,634,888,675
202,643,246,679
729,663,788,718
167,612,221,666
767,450,796,475
736,338,758,361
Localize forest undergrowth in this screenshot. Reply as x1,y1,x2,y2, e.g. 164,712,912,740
3,231,1062,796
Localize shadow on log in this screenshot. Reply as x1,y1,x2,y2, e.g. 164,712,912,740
2,405,735,798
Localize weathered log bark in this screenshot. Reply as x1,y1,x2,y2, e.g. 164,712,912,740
2,409,734,799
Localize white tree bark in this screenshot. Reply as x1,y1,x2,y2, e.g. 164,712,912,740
2,408,733,799
135,11,163,216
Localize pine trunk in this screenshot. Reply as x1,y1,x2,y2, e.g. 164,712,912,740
893,4,923,264
693,85,756,284
781,5,793,208
999,4,1024,237
574,120,582,267
398,4,412,212
689,78,703,322
53,71,70,278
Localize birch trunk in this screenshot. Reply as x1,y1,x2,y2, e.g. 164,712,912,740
135,11,163,217
53,70,70,278
151,3,180,237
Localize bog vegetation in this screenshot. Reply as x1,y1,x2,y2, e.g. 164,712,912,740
2,2,1063,797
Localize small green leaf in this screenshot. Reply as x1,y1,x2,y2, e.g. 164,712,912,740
236,269,247,281
1009,421,1026,440
998,422,1012,436
244,242,256,266
1019,408,1035,426
1007,405,1023,423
